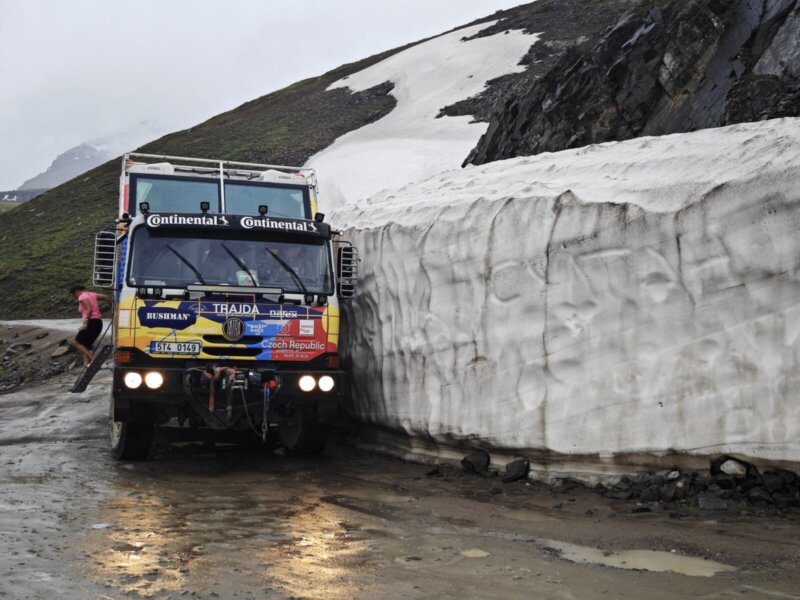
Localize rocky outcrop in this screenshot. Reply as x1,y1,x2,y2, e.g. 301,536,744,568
439,0,637,124
466,0,800,165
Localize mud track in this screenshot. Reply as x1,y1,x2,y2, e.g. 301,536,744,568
0,324,798,599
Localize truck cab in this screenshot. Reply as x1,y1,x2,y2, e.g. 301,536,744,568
94,154,358,459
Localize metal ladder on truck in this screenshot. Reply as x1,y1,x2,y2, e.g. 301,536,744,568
70,342,113,393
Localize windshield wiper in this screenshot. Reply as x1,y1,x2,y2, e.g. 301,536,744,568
221,243,258,286
166,244,206,284
266,249,308,294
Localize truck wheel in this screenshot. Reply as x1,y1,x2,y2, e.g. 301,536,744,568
279,407,330,456
111,402,155,461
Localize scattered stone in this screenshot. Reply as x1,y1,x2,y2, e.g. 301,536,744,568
553,478,582,493
51,346,70,358
711,455,756,479
425,463,461,478
461,449,490,474
35,332,49,340
747,488,774,505
632,505,652,514
762,471,788,493
772,468,799,487
502,457,529,483
489,485,502,495
639,485,660,503
607,478,634,500
697,493,730,511
772,493,800,509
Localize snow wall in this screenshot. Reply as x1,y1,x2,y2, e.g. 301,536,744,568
331,119,800,470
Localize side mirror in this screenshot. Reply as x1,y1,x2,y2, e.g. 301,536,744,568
337,245,359,299
93,230,117,289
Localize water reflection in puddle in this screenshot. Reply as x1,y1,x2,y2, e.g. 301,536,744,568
547,540,737,577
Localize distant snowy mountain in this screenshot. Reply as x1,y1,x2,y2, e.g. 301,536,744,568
16,119,170,194
17,144,111,191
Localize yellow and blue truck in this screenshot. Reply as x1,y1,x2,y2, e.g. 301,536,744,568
92,153,358,459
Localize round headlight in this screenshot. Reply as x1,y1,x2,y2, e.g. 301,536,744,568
144,371,164,389
318,375,335,392
298,375,316,392
124,371,143,389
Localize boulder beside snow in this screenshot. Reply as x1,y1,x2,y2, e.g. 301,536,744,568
334,118,800,468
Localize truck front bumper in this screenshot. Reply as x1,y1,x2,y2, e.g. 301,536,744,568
112,364,345,421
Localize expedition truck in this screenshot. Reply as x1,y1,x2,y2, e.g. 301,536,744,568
91,153,358,459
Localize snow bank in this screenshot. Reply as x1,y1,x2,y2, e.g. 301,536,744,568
334,118,800,465
308,23,800,468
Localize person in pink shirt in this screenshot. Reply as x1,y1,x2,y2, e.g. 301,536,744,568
68,284,110,367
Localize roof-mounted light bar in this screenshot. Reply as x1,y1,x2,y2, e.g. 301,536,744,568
186,284,283,295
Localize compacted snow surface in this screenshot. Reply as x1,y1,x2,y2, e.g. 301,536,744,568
307,22,800,467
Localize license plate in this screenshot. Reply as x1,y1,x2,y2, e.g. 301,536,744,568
150,341,201,355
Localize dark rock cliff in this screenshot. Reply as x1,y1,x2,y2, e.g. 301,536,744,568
466,0,800,165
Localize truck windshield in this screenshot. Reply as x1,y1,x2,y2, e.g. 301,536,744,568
127,229,333,294
131,175,309,219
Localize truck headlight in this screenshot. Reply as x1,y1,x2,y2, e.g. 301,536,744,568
144,371,164,389
123,372,143,389
318,375,335,392
298,375,316,392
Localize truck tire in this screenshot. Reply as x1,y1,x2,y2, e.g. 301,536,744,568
279,407,330,456
111,402,155,461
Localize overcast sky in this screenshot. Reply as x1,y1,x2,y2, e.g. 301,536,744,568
0,0,527,190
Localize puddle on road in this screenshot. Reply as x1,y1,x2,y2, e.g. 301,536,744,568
326,488,415,504
547,539,737,577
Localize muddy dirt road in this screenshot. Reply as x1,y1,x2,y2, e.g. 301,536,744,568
1,360,799,598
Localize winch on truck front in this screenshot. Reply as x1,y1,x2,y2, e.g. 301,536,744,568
90,153,359,460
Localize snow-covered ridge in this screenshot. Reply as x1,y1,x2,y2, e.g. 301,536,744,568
310,22,538,210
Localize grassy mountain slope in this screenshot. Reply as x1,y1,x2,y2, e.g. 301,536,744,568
0,48,408,319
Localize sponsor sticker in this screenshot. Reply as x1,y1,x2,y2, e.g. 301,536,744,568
299,320,315,336
137,306,197,330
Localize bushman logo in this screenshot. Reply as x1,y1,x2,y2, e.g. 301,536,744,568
146,214,230,228
222,317,246,342
137,306,197,330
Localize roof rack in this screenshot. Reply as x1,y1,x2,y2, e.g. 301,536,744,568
122,152,316,186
